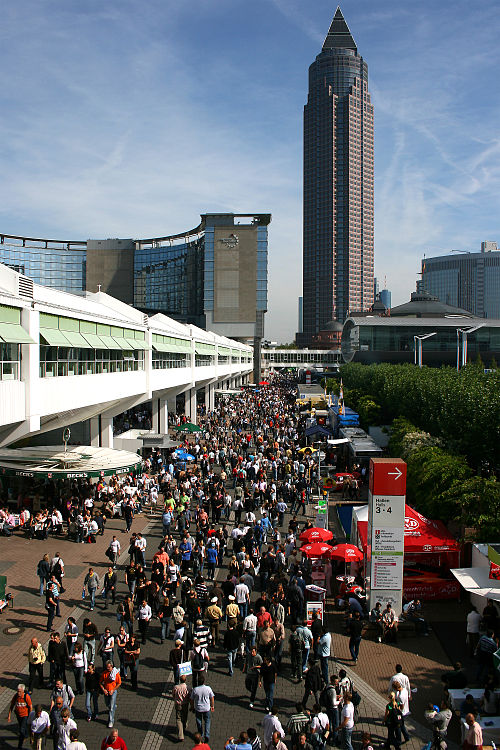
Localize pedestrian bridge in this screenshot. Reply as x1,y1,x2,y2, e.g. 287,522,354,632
261,348,341,371
0,264,253,447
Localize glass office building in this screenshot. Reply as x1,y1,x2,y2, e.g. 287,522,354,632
0,235,86,293
0,213,271,345
421,246,500,319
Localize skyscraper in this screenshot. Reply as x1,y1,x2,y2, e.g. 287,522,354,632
298,7,374,345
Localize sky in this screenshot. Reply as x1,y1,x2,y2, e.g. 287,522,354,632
0,0,499,342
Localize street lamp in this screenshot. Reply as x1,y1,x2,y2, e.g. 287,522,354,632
457,324,483,369
413,332,437,367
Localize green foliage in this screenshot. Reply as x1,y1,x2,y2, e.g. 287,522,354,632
357,395,382,429
339,362,500,468
441,476,500,542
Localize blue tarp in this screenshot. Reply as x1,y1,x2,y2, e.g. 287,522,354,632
304,424,333,438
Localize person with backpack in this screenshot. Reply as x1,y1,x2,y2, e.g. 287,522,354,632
189,638,209,688
384,692,403,750
83,568,100,611
36,554,51,597
320,676,340,745
302,658,323,709
7,684,32,749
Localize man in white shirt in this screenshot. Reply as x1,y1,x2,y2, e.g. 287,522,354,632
67,727,87,750
109,536,121,568
135,534,147,567
243,610,258,652
57,708,77,750
466,606,482,656
137,600,152,644
388,664,411,698
28,704,51,747
262,707,285,748
235,579,250,620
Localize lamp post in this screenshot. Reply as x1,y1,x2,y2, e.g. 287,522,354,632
413,332,437,367
459,324,483,369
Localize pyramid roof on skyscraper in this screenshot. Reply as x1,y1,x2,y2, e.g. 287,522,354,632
322,7,357,52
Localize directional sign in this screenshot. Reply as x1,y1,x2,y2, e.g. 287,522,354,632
369,458,407,496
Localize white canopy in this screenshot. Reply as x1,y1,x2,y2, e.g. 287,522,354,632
451,567,500,602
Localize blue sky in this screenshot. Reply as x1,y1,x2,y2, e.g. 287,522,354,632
0,0,499,341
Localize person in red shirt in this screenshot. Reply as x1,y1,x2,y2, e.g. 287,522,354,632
101,728,128,750
192,731,210,750
257,606,272,630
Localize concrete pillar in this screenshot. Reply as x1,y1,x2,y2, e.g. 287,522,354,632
152,397,169,434
100,417,114,448
185,388,197,423
90,415,113,448
205,383,215,412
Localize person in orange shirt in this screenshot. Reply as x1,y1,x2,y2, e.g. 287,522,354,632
99,661,121,728
7,684,33,749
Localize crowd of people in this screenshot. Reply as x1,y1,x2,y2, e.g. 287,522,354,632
3,375,489,750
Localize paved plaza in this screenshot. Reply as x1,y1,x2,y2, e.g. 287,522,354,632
0,490,467,750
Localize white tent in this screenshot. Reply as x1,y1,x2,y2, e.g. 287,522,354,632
451,567,500,603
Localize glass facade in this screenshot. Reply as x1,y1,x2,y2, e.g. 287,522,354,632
134,236,205,325
39,346,144,378
0,342,20,380
257,226,268,311
0,238,86,293
422,252,500,319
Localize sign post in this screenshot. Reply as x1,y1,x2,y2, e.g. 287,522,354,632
367,458,407,615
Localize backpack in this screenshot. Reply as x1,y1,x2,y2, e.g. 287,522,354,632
387,706,403,727
351,689,362,708
192,649,205,671
52,559,62,578
290,631,304,652
320,685,337,710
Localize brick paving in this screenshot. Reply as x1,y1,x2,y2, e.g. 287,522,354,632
0,493,463,750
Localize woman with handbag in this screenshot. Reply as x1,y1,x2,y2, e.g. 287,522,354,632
116,626,129,679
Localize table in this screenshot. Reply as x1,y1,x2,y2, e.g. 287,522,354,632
448,688,500,710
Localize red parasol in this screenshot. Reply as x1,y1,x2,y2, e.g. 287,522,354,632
299,527,334,543
328,543,363,562
301,542,333,558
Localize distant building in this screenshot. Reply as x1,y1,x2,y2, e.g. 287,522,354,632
298,297,303,334
421,242,500,319
299,7,374,346
379,288,391,309
341,289,500,366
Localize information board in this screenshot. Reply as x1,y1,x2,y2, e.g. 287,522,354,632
368,458,406,615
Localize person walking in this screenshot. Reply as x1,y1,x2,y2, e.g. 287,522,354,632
123,634,141,691
27,704,51,750
83,568,100,611
7,684,32,749
98,627,115,670
36,554,51,597
190,638,210,688
136,599,152,644
262,655,278,712
339,693,355,750
45,581,58,632
245,646,263,709
102,567,117,610
28,638,46,692
99,661,121,728
383,692,403,750
190,674,215,743
48,632,69,686
223,621,240,676
67,728,87,750
347,612,363,664
169,639,185,685
71,644,87,696
318,628,331,686
302,659,322,709
84,663,100,722
64,618,79,658
109,536,121,568
289,625,304,683
206,596,223,646
56,707,77,750
172,674,191,741
82,618,98,665
100,728,128,750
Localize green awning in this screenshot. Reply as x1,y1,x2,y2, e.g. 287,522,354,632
81,332,107,349
152,341,170,352
124,338,141,350
99,335,123,350
195,344,215,355
218,347,231,356
62,331,89,348
175,339,192,353
112,336,134,350
40,328,71,346
0,323,35,344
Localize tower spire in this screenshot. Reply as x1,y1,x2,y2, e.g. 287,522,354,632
322,6,357,52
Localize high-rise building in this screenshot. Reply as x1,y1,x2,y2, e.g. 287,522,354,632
298,6,374,346
421,242,500,319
